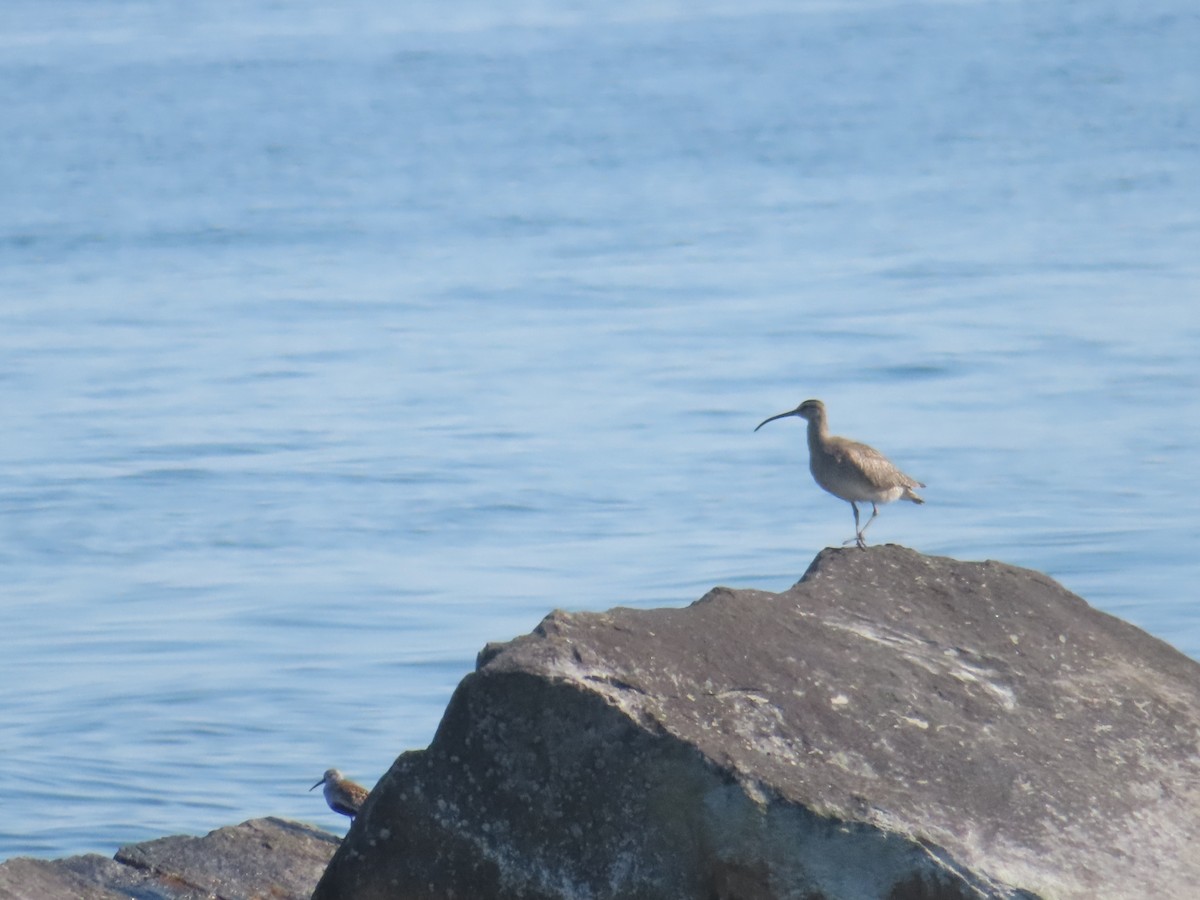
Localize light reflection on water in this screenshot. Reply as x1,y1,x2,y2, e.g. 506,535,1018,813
1,0,1198,861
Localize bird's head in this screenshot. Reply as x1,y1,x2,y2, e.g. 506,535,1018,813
754,398,824,431
310,768,341,791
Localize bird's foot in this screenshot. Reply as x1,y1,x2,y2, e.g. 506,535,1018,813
842,535,869,550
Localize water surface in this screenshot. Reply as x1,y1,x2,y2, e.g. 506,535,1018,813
1,0,1197,859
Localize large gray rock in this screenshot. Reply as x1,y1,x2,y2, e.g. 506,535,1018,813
314,545,1200,900
0,817,336,900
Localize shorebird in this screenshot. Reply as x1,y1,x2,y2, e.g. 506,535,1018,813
310,768,369,819
755,398,924,548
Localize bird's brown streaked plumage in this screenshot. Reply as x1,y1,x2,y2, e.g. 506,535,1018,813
755,398,924,548
310,768,369,819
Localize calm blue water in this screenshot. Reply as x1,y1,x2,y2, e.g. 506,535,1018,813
1,0,1197,861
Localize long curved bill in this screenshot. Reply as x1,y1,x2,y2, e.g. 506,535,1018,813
754,408,800,432
309,778,325,792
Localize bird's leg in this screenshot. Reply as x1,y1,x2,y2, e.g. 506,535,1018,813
856,503,881,545
842,502,867,549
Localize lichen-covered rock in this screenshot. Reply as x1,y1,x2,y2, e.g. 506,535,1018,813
315,545,1200,900
0,817,336,900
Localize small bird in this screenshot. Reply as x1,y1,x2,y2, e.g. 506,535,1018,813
310,768,369,819
755,398,924,549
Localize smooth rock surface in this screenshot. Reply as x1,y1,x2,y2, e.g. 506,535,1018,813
0,817,337,900
314,545,1200,900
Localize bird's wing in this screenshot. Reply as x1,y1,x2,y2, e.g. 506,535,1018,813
346,783,370,811
831,439,923,491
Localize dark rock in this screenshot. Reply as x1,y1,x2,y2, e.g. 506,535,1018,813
314,545,1200,900
0,856,131,900
0,817,337,900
